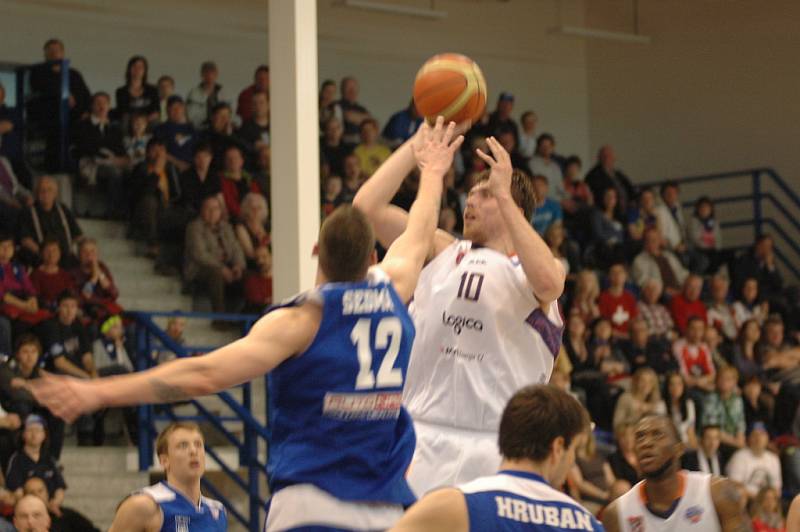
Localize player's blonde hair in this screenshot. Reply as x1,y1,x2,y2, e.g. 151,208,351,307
156,422,202,457
318,205,375,282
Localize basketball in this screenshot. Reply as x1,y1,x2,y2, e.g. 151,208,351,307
413,53,487,124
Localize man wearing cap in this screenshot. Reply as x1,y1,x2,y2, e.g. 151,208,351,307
487,92,519,145
186,61,229,129
725,421,782,499
153,95,196,172
5,415,66,514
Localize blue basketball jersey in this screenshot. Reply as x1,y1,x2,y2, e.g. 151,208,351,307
139,481,227,532
460,471,603,531
266,267,417,507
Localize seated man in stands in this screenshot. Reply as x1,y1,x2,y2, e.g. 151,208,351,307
40,290,95,380
153,95,195,173
236,64,269,122
706,273,738,341
632,226,688,296
70,238,121,325
178,141,219,217
30,239,75,312
199,102,239,168
219,144,260,221
702,366,746,451
183,196,245,317
726,422,781,500
23,477,98,532
18,176,83,268
670,273,708,335
72,92,129,217
12,494,50,532
235,90,270,162
5,415,66,513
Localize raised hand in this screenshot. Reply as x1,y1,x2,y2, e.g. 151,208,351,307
412,116,464,177
28,372,102,423
475,136,514,200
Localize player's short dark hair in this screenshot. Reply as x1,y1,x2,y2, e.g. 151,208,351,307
536,133,555,147
317,205,374,283
637,414,680,443
156,421,202,457
498,385,590,463
43,38,63,50
473,169,536,220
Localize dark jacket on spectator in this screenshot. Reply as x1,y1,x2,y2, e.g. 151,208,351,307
585,164,635,222
72,119,126,159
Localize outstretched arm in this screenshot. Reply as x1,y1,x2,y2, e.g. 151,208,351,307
353,123,455,257
109,495,162,532
389,488,468,532
31,305,320,422
381,118,463,302
710,477,752,532
601,500,622,532
477,137,566,305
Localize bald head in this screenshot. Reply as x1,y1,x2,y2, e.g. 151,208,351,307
598,145,616,169
14,495,50,532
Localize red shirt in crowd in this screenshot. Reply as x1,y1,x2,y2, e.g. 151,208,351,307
221,176,261,220
30,268,75,310
598,289,638,334
244,273,272,309
672,338,715,379
669,294,707,334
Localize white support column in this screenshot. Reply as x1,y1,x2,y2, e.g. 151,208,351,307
269,0,320,300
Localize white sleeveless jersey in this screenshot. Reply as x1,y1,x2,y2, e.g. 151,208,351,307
404,240,564,432
616,471,721,532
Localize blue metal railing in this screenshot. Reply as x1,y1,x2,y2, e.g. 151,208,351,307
643,167,800,281
130,311,266,532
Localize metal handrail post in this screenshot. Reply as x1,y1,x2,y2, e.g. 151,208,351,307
752,170,763,239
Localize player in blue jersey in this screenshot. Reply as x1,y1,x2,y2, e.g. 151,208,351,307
31,117,464,531
109,422,226,532
389,385,600,532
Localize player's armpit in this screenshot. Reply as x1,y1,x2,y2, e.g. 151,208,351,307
600,500,621,532
710,477,753,532
109,494,162,532
388,488,468,532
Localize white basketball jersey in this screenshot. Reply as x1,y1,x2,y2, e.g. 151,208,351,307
404,240,564,432
616,471,721,532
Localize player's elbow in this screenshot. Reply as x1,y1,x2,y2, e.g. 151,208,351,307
533,273,565,303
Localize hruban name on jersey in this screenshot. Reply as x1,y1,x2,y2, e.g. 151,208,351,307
342,288,395,315
495,497,595,530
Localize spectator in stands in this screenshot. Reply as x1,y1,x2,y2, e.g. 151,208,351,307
0,335,64,461
528,133,562,198
321,175,342,219
670,274,708,334
733,277,770,328
688,196,723,274
544,221,578,276
654,181,688,254
742,376,775,435
530,174,562,235
235,193,270,270
235,90,270,164
496,130,528,173
682,424,729,476
154,316,186,365
0,233,44,340
726,422,782,498
517,110,538,160
252,144,271,197
706,274,738,341
200,102,239,167
589,187,626,269
599,263,638,338
749,487,785,532
569,270,600,324
92,315,137,445
758,315,800,372
23,477,99,532
626,187,658,252
29,239,74,312
665,372,698,449
156,75,175,123
123,111,151,168
5,414,66,510
632,227,688,295
585,145,635,223
0,153,32,236
243,246,272,314
73,92,128,215
40,290,95,381
608,423,640,486
758,316,800,434
131,137,183,261
703,366,746,449
734,235,784,308
673,316,716,393
381,100,422,149
560,155,593,217
318,79,337,129
219,145,260,221
487,92,518,143
183,196,245,316
320,117,351,178
613,367,665,428
353,118,390,177
0,82,23,169
589,318,628,426
637,278,675,339
178,142,219,216
71,238,121,325
330,77,370,146
563,313,612,428
570,432,627,515
113,55,159,126
153,95,196,172
186,61,229,128
620,318,674,373
236,65,269,123
338,153,364,205
13,494,49,532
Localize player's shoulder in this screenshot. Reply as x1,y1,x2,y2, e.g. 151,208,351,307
201,494,227,521
601,498,622,532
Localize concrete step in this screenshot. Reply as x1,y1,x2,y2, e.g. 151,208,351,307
103,255,157,275
78,217,128,239
60,445,130,473
116,275,183,297
119,294,194,312
96,236,138,257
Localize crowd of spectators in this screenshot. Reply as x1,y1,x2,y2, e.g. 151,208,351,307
1,37,800,527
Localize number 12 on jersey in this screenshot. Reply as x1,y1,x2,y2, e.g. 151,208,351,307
350,317,404,390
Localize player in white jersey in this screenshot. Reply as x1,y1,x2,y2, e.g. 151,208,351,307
603,415,751,532
389,384,598,532
354,130,566,495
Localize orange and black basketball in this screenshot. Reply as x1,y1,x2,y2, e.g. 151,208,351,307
413,53,487,124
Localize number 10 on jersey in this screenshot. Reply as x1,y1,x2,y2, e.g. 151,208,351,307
350,317,404,390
